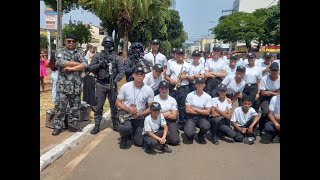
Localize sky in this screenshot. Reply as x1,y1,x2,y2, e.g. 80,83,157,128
40,0,235,43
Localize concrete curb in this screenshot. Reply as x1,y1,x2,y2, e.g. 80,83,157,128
40,110,111,172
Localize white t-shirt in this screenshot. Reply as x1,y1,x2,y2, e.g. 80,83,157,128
212,97,232,112
244,65,262,84
144,52,168,67
167,58,176,67
117,81,154,112
237,58,245,67
143,71,164,92
205,58,226,73
260,75,280,91
166,61,192,86
142,114,167,135
186,91,212,109
269,95,280,115
189,63,205,84
255,59,263,68
231,107,258,127
154,95,177,113
225,65,237,77
221,75,246,94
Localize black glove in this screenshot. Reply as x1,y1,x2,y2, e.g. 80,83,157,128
99,61,106,68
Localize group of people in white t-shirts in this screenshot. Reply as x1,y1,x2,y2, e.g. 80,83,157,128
115,41,280,154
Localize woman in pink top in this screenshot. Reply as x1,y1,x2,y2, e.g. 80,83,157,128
40,49,48,92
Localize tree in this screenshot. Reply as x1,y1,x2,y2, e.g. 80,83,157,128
62,20,92,46
212,12,261,52
43,0,81,13
252,8,270,51
40,34,48,49
167,10,187,48
265,1,280,45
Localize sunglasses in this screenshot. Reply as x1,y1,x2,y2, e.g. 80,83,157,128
66,40,76,44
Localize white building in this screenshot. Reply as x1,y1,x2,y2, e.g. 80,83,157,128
233,0,279,13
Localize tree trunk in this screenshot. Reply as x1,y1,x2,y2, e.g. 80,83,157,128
114,28,121,53
122,31,129,59
107,28,113,37
245,41,251,53
257,41,261,52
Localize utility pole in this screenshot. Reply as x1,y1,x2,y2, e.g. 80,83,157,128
57,0,62,48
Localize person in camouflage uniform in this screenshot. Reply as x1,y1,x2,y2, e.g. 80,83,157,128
88,36,124,134
52,34,88,136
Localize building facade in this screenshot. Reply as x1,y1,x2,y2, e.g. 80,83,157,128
233,0,279,13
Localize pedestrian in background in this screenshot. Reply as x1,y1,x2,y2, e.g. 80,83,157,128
40,49,48,92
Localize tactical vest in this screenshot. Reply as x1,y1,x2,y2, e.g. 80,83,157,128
96,53,118,82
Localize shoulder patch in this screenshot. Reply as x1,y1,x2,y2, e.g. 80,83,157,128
57,53,62,58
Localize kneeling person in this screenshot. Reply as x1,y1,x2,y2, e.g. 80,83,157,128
210,84,236,145
185,77,212,144
154,81,180,145
143,102,172,153
231,97,260,144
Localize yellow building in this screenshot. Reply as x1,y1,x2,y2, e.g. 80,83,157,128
200,38,216,52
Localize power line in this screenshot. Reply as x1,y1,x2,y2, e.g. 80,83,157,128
267,0,278,8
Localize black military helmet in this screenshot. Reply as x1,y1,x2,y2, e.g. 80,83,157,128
131,42,144,50
101,36,114,47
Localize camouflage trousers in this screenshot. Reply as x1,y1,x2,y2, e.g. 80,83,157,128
53,92,81,129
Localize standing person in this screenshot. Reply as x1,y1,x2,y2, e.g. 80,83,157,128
154,81,180,145
261,93,280,143
210,84,235,145
143,64,164,96
189,50,205,92
124,42,152,82
142,102,172,153
144,39,168,72
40,49,48,92
52,34,88,135
258,62,280,135
167,48,177,66
241,53,262,113
82,44,97,107
225,54,239,77
48,49,58,103
184,77,212,144
88,36,124,134
260,52,273,77
230,97,260,144
221,65,246,103
204,46,227,97
165,48,193,127
116,67,154,149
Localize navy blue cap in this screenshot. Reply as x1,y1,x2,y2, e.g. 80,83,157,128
153,64,163,71
134,66,145,73
218,84,227,91
195,77,206,84
236,65,246,72
192,50,201,56
230,54,239,60
158,81,169,88
269,62,279,70
150,102,162,110
64,34,77,40
247,53,256,58
176,48,185,54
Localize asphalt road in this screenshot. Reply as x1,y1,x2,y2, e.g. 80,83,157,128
41,121,280,180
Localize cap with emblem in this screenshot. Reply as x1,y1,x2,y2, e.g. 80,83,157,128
176,48,185,54
134,66,145,73
230,54,239,60
195,77,206,84
264,52,272,58
247,53,256,58
158,81,169,88
218,84,227,91
150,102,162,111
177,48,184,54
64,34,77,40
269,62,279,70
192,50,201,56
236,65,246,72
151,39,160,45
153,64,163,71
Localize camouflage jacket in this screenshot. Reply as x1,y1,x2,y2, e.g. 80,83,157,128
55,47,88,94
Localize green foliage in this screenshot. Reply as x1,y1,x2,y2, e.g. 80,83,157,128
43,0,81,14
265,1,280,45
62,20,92,46
40,34,48,49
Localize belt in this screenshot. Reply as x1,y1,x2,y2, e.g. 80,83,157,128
246,83,257,86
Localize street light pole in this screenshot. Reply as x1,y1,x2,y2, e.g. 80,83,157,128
57,0,62,48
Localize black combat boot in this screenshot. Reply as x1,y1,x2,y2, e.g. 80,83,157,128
68,124,83,132
52,128,62,136
111,118,119,132
198,134,207,144
90,125,100,135
119,137,128,149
